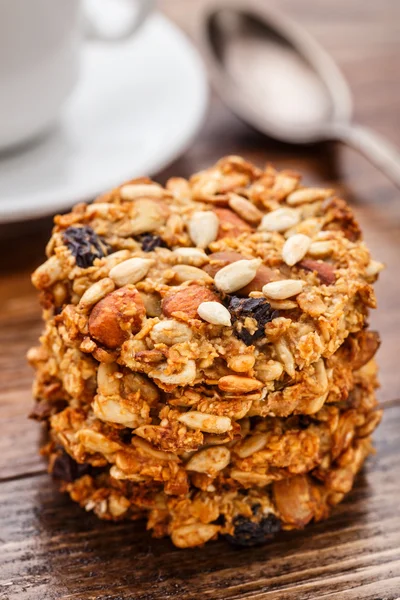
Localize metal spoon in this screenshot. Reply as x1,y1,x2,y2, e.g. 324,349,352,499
202,1,400,188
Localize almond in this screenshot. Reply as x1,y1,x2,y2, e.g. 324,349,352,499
214,208,253,239
88,285,146,348
350,330,380,371
273,475,316,527
204,251,276,295
162,285,220,319
298,259,336,285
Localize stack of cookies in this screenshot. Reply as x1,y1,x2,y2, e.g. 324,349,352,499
29,156,383,548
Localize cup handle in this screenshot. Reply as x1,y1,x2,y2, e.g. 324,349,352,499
84,0,155,42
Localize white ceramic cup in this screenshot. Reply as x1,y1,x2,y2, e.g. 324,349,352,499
0,0,154,151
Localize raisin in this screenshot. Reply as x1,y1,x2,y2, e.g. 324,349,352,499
225,514,281,547
29,399,67,421
63,226,110,268
137,234,168,252
52,450,95,482
227,296,279,346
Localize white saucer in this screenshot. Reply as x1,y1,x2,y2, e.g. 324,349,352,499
0,13,208,223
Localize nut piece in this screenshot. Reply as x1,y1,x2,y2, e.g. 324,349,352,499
128,199,169,235
149,360,196,386
150,319,192,345
282,234,311,266
204,251,276,295
203,251,244,278
97,362,120,395
365,259,384,279
178,411,232,433
109,257,154,287
227,354,255,373
77,429,121,454
235,433,268,458
197,301,232,326
214,208,253,238
351,330,380,370
298,259,336,285
218,375,263,393
92,396,143,428
31,255,63,289
162,285,220,319
171,524,219,548
186,446,231,475
273,475,316,527
120,182,165,199
259,208,300,232
188,211,219,248
308,241,333,258
79,278,115,310
139,291,162,317
88,286,146,348
170,264,213,284
262,279,304,300
286,187,333,206
172,247,208,266
228,193,263,224
214,259,261,294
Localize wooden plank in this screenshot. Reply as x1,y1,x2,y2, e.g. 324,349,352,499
0,404,399,600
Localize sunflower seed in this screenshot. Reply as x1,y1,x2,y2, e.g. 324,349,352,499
109,257,154,287
197,301,232,326
218,375,263,393
185,446,231,474
178,411,232,433
286,187,333,206
172,247,209,266
171,524,219,548
170,264,213,283
228,193,263,224
188,211,219,248
150,319,192,345
282,234,311,266
308,241,333,258
259,208,300,232
214,259,261,293
79,278,115,309
77,429,121,454
235,433,268,458
262,279,304,299
149,359,196,386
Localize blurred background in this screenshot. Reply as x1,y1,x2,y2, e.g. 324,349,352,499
0,0,399,422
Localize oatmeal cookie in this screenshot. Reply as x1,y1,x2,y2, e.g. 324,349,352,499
42,370,380,547
29,156,383,547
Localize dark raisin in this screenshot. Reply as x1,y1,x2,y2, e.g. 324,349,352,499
52,450,95,482
227,296,279,346
29,399,67,421
137,234,168,252
298,415,312,430
212,514,226,526
119,429,133,444
225,514,282,547
63,226,110,268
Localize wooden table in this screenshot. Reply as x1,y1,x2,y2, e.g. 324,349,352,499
1,1,400,598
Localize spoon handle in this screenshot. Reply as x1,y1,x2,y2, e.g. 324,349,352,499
334,123,400,189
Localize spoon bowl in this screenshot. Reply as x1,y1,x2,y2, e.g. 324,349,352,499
203,1,400,187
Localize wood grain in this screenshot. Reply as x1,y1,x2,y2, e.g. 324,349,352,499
1,0,400,598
